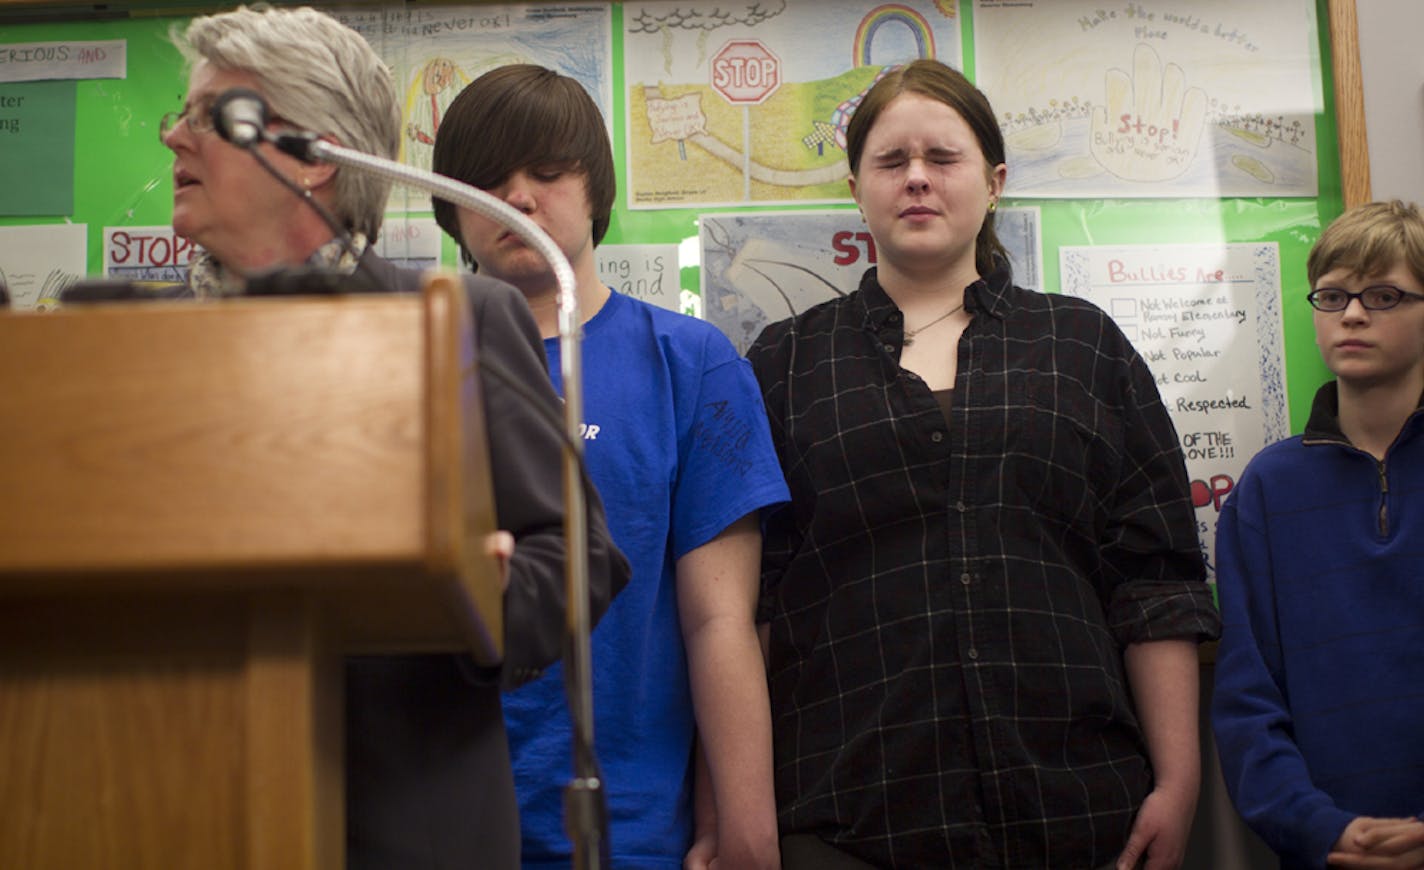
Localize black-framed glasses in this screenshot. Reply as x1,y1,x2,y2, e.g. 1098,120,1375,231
1306,285,1424,312
159,99,217,140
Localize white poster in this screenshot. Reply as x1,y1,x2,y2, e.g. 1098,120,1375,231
104,225,196,282
1061,242,1288,579
597,243,682,313
377,215,442,273
0,223,86,310
0,41,126,83
701,206,1042,353
975,0,1320,198
332,4,613,212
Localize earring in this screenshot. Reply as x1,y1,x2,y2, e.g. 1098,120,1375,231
988,200,997,213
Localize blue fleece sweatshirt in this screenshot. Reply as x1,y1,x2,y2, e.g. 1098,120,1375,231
1212,381,1424,869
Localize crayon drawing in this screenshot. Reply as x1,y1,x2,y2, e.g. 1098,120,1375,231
331,5,613,210
975,0,1319,198
625,0,960,208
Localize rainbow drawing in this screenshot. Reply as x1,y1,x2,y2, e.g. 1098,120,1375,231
828,67,893,150
853,4,936,68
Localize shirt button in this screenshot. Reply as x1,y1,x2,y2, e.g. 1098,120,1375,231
967,648,979,660
931,431,944,443
883,343,895,354
960,572,971,586
955,501,967,512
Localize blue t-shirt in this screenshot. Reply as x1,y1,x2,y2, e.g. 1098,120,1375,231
503,290,789,868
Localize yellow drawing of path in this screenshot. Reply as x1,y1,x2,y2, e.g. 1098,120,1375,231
643,85,850,189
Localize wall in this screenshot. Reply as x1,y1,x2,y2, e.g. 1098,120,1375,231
1356,0,1424,203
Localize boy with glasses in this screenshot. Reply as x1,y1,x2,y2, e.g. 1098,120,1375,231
1212,200,1424,870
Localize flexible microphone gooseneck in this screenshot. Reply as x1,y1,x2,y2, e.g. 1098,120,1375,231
207,88,607,870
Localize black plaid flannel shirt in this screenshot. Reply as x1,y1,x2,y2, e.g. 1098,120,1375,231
747,265,1220,869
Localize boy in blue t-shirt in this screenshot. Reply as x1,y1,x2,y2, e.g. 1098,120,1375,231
1212,200,1424,870
433,64,788,869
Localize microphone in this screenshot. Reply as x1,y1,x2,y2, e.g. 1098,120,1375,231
210,88,269,148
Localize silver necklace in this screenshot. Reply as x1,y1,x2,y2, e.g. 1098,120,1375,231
902,301,965,346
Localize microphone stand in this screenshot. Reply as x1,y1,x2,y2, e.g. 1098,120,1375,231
272,133,607,869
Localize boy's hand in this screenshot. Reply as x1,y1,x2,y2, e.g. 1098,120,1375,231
1329,816,1424,868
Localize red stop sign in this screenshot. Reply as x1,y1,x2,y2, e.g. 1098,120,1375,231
710,40,781,105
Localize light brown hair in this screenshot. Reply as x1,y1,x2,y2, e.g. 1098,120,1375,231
846,59,1007,278
1308,199,1424,289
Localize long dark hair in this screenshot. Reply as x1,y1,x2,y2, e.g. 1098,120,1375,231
432,64,616,265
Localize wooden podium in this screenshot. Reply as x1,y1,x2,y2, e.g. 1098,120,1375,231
0,275,501,870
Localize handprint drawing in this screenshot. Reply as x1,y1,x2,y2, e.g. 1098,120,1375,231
1089,43,1207,182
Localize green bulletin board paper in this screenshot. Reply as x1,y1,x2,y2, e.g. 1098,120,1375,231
0,1,1341,438
0,79,75,216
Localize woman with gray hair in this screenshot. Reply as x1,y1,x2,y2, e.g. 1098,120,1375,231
161,6,629,868
164,3,398,293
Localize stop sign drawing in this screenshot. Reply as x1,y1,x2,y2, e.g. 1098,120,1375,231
710,40,781,105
